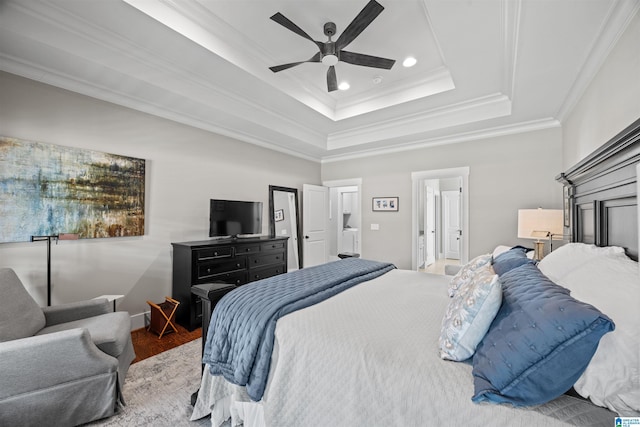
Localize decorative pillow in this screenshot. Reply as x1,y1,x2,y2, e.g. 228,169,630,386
472,263,615,406
439,264,502,361
557,255,640,416
491,246,536,276
493,245,534,260
538,242,626,283
447,253,491,297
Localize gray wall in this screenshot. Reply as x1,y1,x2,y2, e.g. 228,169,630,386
322,127,563,269
563,11,640,168
0,71,320,328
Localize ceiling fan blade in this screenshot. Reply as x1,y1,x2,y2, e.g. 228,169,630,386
335,0,384,50
270,12,322,51
339,50,395,69
327,66,338,92
270,53,322,73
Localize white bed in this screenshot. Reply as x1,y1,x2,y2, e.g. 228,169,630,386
192,118,640,426
192,267,631,426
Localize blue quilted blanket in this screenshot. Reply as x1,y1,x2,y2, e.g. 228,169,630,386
202,257,396,401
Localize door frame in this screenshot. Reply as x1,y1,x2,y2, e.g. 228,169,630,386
323,178,363,260
411,167,469,270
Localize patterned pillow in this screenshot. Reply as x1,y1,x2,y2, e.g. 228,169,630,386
472,263,614,406
448,254,491,297
439,263,502,361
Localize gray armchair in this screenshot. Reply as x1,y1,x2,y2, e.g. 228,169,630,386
0,268,135,426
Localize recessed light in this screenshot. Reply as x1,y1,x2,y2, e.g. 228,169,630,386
372,75,383,84
338,82,350,91
403,57,417,67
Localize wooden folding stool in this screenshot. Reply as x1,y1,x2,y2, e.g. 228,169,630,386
146,296,180,338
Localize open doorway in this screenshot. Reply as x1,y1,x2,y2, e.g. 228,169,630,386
411,168,469,271
323,179,362,261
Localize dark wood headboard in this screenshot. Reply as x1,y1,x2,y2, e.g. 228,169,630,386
557,117,640,261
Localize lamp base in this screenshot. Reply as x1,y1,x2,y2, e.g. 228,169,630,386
533,241,545,261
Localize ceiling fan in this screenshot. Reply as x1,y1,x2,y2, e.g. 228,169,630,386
269,0,395,92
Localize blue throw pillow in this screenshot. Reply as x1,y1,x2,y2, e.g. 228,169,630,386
491,246,535,276
471,263,614,406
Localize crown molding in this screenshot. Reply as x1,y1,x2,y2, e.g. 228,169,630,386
327,93,512,150
501,0,522,99
321,118,560,163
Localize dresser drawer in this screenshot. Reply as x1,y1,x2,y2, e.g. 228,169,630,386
196,246,233,261
201,270,248,286
197,258,246,280
249,252,285,268
261,241,286,252
250,264,286,281
235,244,261,255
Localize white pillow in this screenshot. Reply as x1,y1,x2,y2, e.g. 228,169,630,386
555,254,639,416
538,243,626,283
448,253,491,297
439,263,502,362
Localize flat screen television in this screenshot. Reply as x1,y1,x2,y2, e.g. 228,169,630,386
209,199,263,238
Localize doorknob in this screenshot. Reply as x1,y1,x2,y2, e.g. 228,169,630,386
305,235,310,239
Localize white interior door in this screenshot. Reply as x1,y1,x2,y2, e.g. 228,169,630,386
302,184,329,267
425,185,436,266
443,190,461,260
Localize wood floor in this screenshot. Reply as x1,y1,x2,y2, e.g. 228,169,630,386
130,324,202,363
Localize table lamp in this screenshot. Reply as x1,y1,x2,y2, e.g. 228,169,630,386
517,208,563,261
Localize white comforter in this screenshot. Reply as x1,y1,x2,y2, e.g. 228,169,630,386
192,269,614,426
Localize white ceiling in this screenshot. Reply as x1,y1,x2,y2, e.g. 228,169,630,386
0,0,637,161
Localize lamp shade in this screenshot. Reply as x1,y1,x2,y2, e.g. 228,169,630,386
517,209,563,240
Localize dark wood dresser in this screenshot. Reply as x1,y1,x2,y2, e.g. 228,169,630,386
171,236,288,330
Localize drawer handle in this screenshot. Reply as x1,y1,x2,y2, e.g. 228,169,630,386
254,275,259,279
207,268,211,273
237,263,241,268
245,248,250,252
276,269,280,273
254,259,258,263
214,252,218,256
276,256,280,260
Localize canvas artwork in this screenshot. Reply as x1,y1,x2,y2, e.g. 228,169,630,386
0,136,145,243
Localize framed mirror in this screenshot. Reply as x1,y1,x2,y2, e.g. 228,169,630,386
269,185,302,270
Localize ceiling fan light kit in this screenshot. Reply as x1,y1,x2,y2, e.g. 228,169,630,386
269,0,396,92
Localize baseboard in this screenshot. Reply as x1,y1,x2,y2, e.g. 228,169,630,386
130,311,149,331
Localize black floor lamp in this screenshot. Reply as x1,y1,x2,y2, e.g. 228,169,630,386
30,233,79,306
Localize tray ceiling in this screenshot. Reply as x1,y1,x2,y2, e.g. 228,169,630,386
0,0,637,161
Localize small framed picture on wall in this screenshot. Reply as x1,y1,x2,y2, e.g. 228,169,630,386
274,209,284,222
372,197,399,212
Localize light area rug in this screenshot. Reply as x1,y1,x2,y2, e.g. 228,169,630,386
87,339,210,426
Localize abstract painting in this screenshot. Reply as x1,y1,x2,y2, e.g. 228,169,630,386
0,136,145,243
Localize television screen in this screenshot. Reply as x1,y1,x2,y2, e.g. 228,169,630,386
209,199,262,238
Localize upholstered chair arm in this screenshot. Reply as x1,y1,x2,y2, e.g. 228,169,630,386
42,298,111,326
0,328,117,401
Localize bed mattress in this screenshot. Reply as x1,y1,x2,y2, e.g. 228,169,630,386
192,269,616,426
